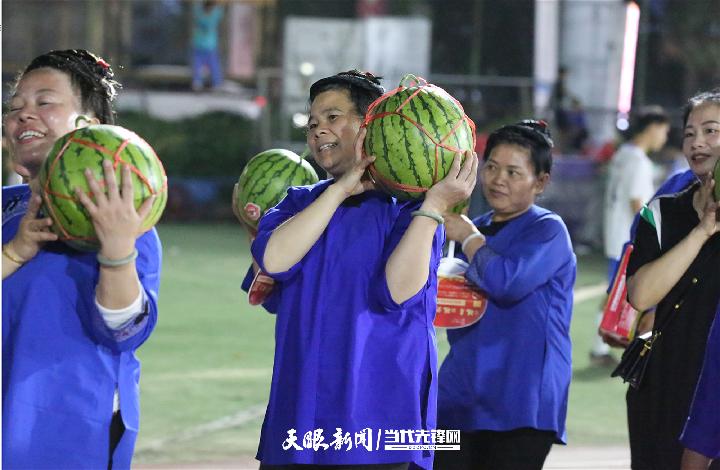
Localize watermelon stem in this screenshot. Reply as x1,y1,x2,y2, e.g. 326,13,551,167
399,74,427,89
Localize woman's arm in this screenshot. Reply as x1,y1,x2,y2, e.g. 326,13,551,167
628,178,718,311
385,151,477,303
262,131,375,274
75,161,155,310
2,194,58,280
680,448,712,470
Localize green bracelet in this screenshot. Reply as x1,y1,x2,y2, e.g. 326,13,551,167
97,249,138,267
411,210,445,225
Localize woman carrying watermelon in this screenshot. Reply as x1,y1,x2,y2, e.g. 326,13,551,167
2,50,162,469
251,70,477,469
435,120,576,470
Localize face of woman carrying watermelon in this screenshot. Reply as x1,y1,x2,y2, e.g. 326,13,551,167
306,89,363,178
5,68,97,180
481,143,549,222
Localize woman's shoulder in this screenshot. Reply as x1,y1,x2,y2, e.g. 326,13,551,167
648,181,699,214
527,205,567,228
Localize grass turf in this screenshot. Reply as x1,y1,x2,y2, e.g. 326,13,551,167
133,223,628,464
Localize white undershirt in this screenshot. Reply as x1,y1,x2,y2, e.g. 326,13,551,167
95,280,146,412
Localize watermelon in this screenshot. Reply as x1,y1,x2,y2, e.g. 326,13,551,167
38,124,167,252
363,74,476,200
714,158,720,202
235,149,319,231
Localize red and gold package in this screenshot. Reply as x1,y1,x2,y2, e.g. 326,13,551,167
434,257,488,329
600,244,640,342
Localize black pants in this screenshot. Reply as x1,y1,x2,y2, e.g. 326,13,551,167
108,411,125,470
260,463,409,470
433,428,555,470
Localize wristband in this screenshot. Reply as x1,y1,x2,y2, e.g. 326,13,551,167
2,244,25,265
411,210,444,225
97,249,138,267
461,232,484,252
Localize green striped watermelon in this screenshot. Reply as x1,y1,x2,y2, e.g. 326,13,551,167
235,149,319,230
38,124,167,252
363,74,476,200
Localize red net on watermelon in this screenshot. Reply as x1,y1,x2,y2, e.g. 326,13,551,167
362,74,476,200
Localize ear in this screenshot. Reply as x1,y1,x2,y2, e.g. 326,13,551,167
534,172,550,195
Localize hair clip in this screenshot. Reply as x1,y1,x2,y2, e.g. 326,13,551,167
96,58,110,69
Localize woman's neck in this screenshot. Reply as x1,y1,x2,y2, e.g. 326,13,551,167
491,205,532,223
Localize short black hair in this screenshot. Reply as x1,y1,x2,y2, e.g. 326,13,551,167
14,49,121,124
682,88,720,127
483,119,554,175
627,105,669,138
309,70,385,117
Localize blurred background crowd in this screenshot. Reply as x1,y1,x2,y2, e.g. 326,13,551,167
4,0,718,253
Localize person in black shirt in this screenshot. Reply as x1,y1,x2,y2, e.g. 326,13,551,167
625,89,720,470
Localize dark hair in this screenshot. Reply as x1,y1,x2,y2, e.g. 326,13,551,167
483,119,554,175
309,70,385,117
627,105,669,138
14,49,121,124
682,88,720,127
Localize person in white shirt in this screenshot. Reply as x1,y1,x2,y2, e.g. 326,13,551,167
591,106,670,365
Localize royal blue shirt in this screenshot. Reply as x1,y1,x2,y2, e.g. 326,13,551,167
437,205,576,443
680,302,720,459
2,185,162,469
251,180,443,468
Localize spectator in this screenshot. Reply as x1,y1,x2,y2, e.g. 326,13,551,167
191,0,225,91
592,106,670,366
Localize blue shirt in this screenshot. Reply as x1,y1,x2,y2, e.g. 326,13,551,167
2,185,162,469
192,3,224,50
437,205,576,443
680,302,720,459
251,180,443,468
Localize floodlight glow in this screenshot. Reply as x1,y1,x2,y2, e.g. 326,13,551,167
292,112,309,128
618,1,640,114
299,62,315,77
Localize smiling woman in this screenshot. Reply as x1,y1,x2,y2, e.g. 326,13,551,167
245,70,477,470
624,89,720,470
2,50,162,470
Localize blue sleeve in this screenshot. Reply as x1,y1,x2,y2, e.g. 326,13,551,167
241,265,254,291
465,216,572,305
372,202,445,312
87,228,162,352
251,184,321,282
680,307,720,458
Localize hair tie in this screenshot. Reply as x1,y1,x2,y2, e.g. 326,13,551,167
75,115,92,127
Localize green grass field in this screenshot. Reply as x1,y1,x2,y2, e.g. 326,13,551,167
133,223,628,465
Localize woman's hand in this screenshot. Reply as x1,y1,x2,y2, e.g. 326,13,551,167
694,174,719,238
332,127,376,198
75,160,155,260
422,150,478,215
5,193,58,263
444,213,479,243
